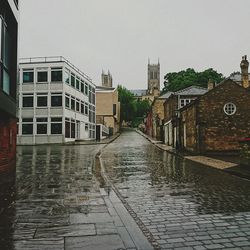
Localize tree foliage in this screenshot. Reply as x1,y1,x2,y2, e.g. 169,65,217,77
117,85,151,126
162,68,225,93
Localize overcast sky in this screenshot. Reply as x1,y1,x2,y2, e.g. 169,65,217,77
19,0,250,89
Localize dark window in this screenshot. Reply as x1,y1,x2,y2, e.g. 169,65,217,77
37,71,48,82
65,70,70,84
22,124,33,134
81,81,84,93
51,68,62,82
85,104,88,115
23,96,33,107
3,69,10,94
65,121,70,138
81,102,84,114
71,99,75,110
76,78,80,90
51,123,62,134
71,122,75,138
84,83,88,95
71,74,75,87
37,124,47,134
76,100,80,112
51,95,62,107
113,104,117,115
23,71,34,83
65,95,70,108
37,96,47,107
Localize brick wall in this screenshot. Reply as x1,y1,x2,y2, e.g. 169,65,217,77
0,113,17,173
164,95,178,123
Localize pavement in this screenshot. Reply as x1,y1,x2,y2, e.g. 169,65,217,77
136,129,250,180
0,139,153,250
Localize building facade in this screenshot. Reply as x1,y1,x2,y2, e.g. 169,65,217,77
0,0,19,172
163,86,208,147
17,57,96,145
96,86,120,138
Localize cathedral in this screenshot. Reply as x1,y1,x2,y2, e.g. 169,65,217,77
130,59,160,102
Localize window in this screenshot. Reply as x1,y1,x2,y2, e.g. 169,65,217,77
85,103,88,115
51,93,62,107
0,18,2,60
76,77,80,90
65,94,70,108
23,95,34,107
3,69,10,94
85,123,88,131
224,103,236,116
71,98,75,111
37,94,47,107
51,117,62,134
23,70,34,83
81,101,84,114
81,81,85,93
37,71,48,83
113,104,117,116
64,69,70,84
51,68,62,82
36,117,47,134
22,118,33,135
71,120,75,138
71,73,75,88
84,82,88,95
65,118,70,138
76,99,80,112
3,25,10,69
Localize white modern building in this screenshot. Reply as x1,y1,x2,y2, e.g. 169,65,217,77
17,56,96,145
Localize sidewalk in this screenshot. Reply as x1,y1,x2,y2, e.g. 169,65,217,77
136,129,250,180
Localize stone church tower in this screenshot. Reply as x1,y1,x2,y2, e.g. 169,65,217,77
147,59,160,96
101,70,113,88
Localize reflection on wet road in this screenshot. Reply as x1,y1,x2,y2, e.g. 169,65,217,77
101,129,250,249
0,144,102,249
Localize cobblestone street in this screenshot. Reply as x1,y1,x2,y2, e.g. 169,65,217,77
101,129,250,250
0,143,152,250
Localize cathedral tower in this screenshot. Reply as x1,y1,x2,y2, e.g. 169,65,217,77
101,70,113,88
147,59,160,96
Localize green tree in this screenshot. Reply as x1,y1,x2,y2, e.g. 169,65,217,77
162,68,225,93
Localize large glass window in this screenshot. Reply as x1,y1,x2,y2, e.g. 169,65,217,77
51,68,62,82
85,103,88,115
37,94,47,107
71,98,75,111
65,118,70,138
81,81,85,93
3,26,10,69
71,120,75,138
23,95,34,107
36,118,47,134
37,71,48,83
23,70,34,83
76,99,80,112
22,118,33,135
51,93,62,107
84,82,88,95
81,101,84,114
51,117,62,134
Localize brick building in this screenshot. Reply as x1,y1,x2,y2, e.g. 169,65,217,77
179,56,250,154
163,86,207,147
0,0,19,173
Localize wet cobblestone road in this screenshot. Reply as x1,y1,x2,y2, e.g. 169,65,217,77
101,129,250,250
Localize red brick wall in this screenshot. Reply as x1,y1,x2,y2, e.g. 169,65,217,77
0,113,17,173
198,80,250,153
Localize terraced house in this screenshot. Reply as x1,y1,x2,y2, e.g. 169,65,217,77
0,0,19,172
17,57,96,145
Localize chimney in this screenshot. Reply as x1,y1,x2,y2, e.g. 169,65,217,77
240,55,249,88
207,79,215,91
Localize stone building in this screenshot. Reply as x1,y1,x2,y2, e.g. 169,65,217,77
130,59,160,102
96,86,120,138
0,0,19,173
179,56,250,154
101,70,113,88
163,86,208,147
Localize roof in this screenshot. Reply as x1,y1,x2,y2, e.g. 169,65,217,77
174,86,208,96
158,91,174,99
130,89,147,96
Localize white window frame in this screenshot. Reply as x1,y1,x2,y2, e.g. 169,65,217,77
224,102,236,116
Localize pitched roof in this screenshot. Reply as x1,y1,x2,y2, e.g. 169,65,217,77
130,89,147,96
174,85,208,96
158,91,174,99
